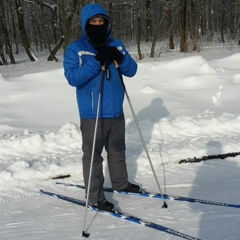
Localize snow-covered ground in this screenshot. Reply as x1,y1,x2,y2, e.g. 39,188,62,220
0,46,240,240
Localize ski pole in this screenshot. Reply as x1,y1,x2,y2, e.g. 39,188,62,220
114,61,167,208
82,67,105,238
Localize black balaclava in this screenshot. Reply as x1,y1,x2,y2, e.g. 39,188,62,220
85,16,110,49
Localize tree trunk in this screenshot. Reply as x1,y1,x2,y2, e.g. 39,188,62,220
0,41,8,65
145,0,152,42
47,36,64,61
220,0,225,43
205,0,213,42
193,0,202,51
0,0,15,64
167,0,174,49
108,0,113,19
180,0,189,52
60,0,80,53
14,0,36,61
10,1,19,55
135,0,142,60
150,5,169,58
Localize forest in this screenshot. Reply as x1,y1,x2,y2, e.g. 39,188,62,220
0,0,240,65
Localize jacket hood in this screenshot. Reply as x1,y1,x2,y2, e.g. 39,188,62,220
81,4,111,39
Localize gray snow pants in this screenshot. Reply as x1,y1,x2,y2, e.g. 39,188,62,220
80,113,128,206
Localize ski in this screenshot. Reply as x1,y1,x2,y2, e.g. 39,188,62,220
56,182,240,209
40,189,201,240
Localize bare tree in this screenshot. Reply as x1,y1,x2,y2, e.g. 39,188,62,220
179,0,190,52
0,41,7,65
59,0,81,53
0,0,15,64
150,2,169,58
193,0,202,51
167,0,174,49
14,0,36,61
134,0,143,60
220,0,226,43
145,0,153,42
32,0,60,44
205,0,213,42
47,36,64,61
229,1,237,40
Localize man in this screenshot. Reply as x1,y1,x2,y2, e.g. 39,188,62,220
64,3,139,212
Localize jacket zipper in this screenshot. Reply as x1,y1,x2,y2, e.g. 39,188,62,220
91,91,94,111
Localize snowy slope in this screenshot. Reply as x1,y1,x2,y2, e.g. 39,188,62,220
0,47,240,240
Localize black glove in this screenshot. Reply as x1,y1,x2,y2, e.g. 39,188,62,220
95,45,110,66
108,46,124,64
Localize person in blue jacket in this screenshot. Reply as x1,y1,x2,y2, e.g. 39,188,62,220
64,3,140,212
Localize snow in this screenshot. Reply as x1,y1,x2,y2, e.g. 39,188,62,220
0,46,240,240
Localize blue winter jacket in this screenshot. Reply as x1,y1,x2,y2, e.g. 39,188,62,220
64,4,138,119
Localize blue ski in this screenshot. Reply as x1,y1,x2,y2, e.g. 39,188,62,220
56,182,240,209
40,189,201,240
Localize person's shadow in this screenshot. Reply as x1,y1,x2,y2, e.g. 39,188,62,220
189,141,240,239
102,97,170,207
125,97,170,192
